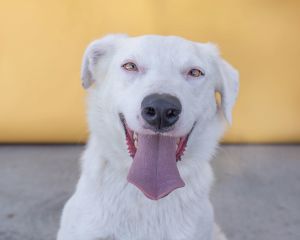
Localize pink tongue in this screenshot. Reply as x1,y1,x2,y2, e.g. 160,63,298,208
127,134,185,200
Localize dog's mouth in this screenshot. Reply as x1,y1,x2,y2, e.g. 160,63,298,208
119,114,194,200
120,116,189,161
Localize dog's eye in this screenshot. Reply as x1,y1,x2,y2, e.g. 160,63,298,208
188,69,205,78
122,62,139,72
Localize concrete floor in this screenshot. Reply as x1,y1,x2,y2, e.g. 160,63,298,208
0,145,299,240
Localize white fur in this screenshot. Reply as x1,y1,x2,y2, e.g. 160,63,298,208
57,34,239,240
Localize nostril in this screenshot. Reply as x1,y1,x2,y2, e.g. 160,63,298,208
144,107,156,117
165,109,180,119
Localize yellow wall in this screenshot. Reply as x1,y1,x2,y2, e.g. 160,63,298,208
0,0,300,143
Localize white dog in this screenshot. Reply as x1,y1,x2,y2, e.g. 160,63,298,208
57,34,239,240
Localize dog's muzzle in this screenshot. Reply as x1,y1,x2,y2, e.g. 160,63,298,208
120,94,196,200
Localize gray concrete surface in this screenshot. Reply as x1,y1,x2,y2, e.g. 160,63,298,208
0,145,299,240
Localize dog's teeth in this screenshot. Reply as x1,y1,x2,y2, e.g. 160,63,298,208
133,132,137,140
134,139,138,148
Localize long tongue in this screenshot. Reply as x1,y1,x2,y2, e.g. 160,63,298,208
127,134,185,200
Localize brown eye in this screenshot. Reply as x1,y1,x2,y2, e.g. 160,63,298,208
122,62,138,71
188,68,205,77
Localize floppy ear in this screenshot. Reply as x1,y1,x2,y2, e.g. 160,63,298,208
81,34,128,89
215,58,239,124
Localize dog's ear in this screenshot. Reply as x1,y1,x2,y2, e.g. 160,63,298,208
81,34,128,89
215,57,239,124
196,43,239,124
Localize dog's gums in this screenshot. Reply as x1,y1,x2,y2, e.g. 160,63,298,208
119,114,190,161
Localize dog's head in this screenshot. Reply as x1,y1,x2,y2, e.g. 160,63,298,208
81,34,239,200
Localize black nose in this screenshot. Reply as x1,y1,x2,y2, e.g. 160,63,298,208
141,94,182,131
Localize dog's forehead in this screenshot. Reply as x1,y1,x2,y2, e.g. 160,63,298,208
118,35,199,61
130,35,193,48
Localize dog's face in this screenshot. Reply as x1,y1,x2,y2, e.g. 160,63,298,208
81,34,239,200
